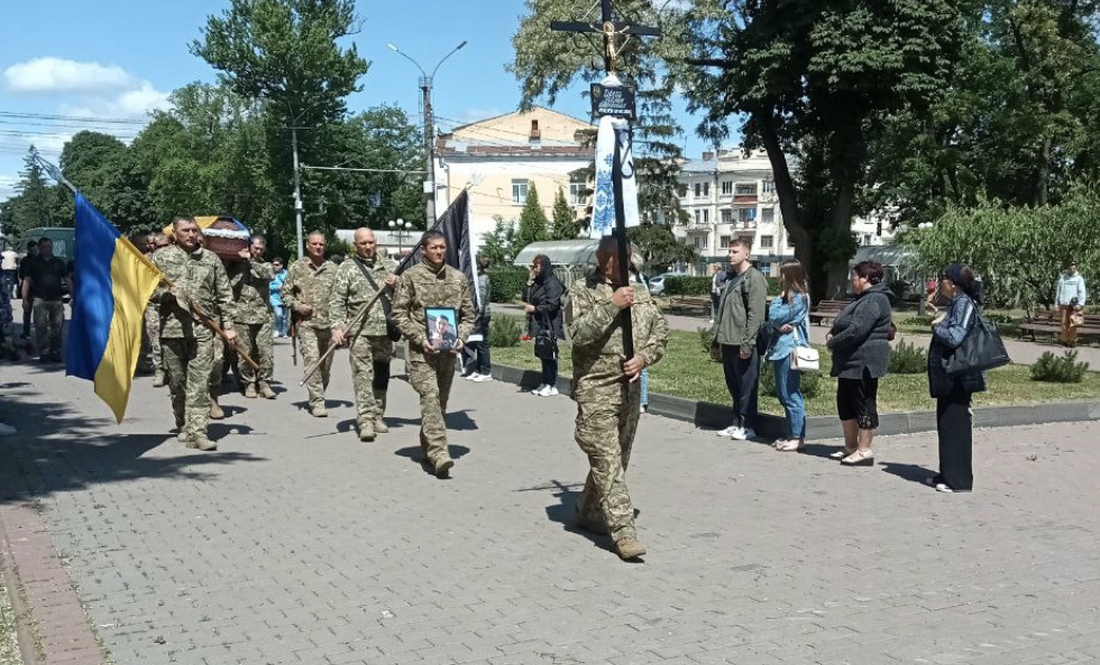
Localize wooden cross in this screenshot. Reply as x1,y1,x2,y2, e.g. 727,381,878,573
551,0,661,75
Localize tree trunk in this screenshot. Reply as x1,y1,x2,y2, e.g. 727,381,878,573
756,109,812,270
1035,134,1051,207
826,173,857,299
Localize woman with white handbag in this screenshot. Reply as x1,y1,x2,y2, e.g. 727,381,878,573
765,260,815,452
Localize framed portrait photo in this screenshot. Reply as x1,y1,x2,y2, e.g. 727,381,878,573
425,307,459,351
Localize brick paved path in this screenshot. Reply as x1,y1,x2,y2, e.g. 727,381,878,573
2,340,1100,665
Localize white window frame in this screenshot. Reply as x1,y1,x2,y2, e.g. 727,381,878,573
511,179,529,205
721,209,732,224
761,207,775,224
760,234,774,249
569,181,586,206
721,180,733,196
762,180,776,193
735,183,757,196
737,207,757,223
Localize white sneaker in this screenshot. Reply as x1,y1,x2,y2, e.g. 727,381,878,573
531,384,547,395
0,422,16,436
546,386,559,396
717,425,739,437
463,372,478,380
473,373,493,383
730,427,756,441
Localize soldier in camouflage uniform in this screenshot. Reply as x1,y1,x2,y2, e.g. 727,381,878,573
391,230,475,478
150,216,237,451
330,228,399,441
282,232,338,418
227,236,276,399
565,236,669,560
143,232,171,386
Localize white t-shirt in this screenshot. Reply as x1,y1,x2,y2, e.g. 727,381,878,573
1,250,18,271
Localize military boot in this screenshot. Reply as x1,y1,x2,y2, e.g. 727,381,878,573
177,431,191,445
258,382,276,399
310,403,328,418
244,383,258,399
614,536,647,561
152,372,166,387
192,433,217,451
358,422,376,442
209,398,225,420
372,390,388,433
435,458,455,479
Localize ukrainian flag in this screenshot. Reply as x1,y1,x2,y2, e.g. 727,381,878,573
66,194,163,423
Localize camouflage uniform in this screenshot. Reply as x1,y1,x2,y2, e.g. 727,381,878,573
391,261,475,474
228,258,275,394
282,257,338,411
150,245,235,448
329,255,398,438
142,304,162,380
566,273,669,551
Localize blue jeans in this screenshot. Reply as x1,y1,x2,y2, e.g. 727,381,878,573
273,306,288,337
640,368,649,407
772,354,805,440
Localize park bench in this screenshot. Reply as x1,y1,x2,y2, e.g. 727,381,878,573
669,295,712,317
808,299,852,326
1017,312,1100,342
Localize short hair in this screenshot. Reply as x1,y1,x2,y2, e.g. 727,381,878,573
38,237,53,245
26,240,37,249
307,231,326,241
852,260,885,285
273,256,285,264
250,234,266,245
172,215,196,229
729,238,752,251
420,230,445,247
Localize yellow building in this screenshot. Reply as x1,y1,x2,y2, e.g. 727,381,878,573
434,107,593,247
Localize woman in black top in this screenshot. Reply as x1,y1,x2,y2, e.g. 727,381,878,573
523,254,565,397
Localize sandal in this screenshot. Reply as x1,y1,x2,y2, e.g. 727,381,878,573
829,447,856,459
840,449,874,467
776,439,804,453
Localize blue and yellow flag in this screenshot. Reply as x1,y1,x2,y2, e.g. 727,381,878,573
66,194,163,423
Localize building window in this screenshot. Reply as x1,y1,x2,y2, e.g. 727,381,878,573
694,209,702,224
694,183,702,198
721,181,733,195
863,234,873,246
735,183,757,196
693,235,709,249
511,179,528,205
761,207,775,224
702,209,709,224
569,180,586,206
721,209,732,224
760,235,774,249
762,180,776,193
720,235,732,248
737,207,756,223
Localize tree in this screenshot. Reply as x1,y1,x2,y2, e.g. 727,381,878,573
515,183,549,251
678,0,968,298
627,222,696,274
2,147,67,237
480,216,519,267
550,187,579,240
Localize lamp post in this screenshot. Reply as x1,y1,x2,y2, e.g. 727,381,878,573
387,40,468,227
388,218,413,255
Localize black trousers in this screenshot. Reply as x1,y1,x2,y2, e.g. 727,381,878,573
721,344,759,429
937,386,974,491
462,318,491,375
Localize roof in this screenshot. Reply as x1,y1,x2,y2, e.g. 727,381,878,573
437,106,593,158
513,239,643,268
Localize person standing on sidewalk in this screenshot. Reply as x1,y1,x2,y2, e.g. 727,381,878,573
151,216,237,451
567,235,669,561
766,260,811,452
143,233,170,386
282,232,338,418
16,240,37,341
524,254,565,396
391,230,475,478
21,237,72,364
330,228,399,442
1055,260,1087,348
1,245,17,298
227,235,276,399
462,253,493,382
712,238,767,440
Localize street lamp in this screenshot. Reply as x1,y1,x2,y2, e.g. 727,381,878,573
387,40,468,227
389,218,414,255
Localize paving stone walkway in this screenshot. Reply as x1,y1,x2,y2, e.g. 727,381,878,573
2,339,1099,665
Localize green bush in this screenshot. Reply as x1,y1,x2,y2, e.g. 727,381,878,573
1030,351,1089,383
697,325,716,354
760,357,823,399
888,340,927,374
765,276,781,297
489,315,522,348
488,267,528,303
898,315,934,327
664,276,711,296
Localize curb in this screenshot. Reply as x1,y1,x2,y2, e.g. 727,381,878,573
487,363,1100,441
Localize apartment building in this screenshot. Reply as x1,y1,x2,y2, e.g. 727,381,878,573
674,149,894,275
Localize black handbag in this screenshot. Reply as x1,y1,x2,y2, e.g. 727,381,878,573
353,259,402,342
533,313,557,360
944,311,1011,376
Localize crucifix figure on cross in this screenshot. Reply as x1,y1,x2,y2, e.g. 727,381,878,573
550,0,661,74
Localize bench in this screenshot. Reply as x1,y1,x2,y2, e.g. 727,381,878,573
1018,313,1100,342
669,295,712,317
808,300,851,326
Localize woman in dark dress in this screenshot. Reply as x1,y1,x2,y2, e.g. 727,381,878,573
523,254,565,397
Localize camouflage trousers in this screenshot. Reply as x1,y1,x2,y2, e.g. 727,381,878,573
210,338,228,397
350,334,393,429
163,333,215,439
236,321,274,385
140,305,161,375
407,350,457,466
298,326,333,409
574,383,643,541
32,299,64,358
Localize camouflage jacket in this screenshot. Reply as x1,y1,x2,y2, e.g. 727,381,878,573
565,272,669,400
329,255,398,337
391,261,475,360
150,245,235,339
227,259,275,325
281,257,337,329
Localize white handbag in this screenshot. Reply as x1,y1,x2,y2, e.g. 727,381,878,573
791,327,820,372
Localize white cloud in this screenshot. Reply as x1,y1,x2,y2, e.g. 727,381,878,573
3,57,137,95
0,175,18,201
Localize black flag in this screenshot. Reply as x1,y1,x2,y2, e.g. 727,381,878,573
394,191,476,300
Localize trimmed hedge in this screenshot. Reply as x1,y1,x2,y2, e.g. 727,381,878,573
488,267,529,303
665,275,782,297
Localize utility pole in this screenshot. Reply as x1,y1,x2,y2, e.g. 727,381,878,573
291,127,304,260
388,41,467,228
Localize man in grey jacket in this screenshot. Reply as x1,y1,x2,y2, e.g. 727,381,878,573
712,239,768,440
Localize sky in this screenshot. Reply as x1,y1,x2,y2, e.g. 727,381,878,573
0,0,713,205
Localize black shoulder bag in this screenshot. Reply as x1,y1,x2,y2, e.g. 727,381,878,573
353,259,402,342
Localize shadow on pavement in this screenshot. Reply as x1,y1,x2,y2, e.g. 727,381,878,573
393,444,471,477
517,479,617,554
385,409,478,432
879,461,936,485
0,380,266,505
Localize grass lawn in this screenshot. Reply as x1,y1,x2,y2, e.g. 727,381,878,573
491,328,1100,417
